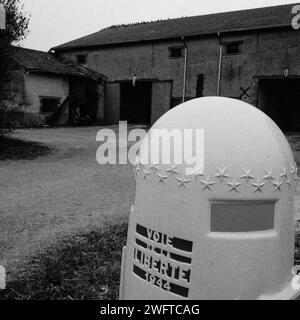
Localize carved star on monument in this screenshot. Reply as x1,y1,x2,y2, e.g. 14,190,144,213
167,165,179,176
263,169,274,182
272,179,283,192
286,178,292,188
191,166,205,180
156,173,169,184
215,167,230,183
280,168,288,178
200,177,216,191
176,176,191,188
150,165,160,172
251,179,265,193
240,169,254,182
291,165,296,176
227,180,242,192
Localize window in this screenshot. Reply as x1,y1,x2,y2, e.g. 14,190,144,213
210,201,275,233
40,97,61,113
225,41,243,55
169,46,184,58
76,54,87,64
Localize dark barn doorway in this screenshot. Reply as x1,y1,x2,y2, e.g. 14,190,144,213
69,78,99,124
120,81,152,124
258,78,300,132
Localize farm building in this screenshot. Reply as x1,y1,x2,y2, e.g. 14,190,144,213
5,47,106,126
52,3,300,131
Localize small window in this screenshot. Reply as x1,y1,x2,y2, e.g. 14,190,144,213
76,54,87,64
169,46,184,58
225,41,242,55
40,97,61,113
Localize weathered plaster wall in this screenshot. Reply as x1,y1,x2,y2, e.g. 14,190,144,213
59,28,300,122
6,69,104,126
104,82,120,124
24,73,69,113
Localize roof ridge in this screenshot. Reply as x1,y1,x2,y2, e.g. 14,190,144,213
53,3,297,51
58,55,108,79
99,3,295,31
101,18,177,31
9,46,106,80
11,45,49,54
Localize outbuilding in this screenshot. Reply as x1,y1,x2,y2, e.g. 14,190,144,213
5,46,106,126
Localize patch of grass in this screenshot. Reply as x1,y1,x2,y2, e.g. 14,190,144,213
0,222,298,300
0,223,128,300
0,136,51,161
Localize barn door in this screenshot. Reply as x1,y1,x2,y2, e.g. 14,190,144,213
151,81,172,124
104,82,120,125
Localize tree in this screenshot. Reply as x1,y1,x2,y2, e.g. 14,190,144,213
0,0,30,43
0,0,30,135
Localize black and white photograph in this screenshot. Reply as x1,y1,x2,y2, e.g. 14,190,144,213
0,0,300,311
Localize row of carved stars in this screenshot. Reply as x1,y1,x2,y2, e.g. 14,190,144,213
133,163,298,192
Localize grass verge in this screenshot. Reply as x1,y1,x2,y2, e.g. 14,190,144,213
0,136,51,161
0,223,128,300
0,222,299,300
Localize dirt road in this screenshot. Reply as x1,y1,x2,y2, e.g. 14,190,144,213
0,127,135,275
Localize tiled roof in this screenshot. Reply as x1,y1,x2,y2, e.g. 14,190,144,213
53,3,296,51
10,46,106,81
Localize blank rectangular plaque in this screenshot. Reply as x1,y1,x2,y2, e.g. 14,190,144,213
211,201,275,232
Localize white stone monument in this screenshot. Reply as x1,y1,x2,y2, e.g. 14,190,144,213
0,4,6,30
120,97,300,300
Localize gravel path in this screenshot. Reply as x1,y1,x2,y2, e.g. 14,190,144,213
0,127,135,277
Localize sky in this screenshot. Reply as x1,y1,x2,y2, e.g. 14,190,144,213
21,0,298,51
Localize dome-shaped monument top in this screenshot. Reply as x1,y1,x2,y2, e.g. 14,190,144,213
120,97,299,300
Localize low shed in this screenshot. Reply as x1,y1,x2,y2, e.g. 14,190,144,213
5,46,107,126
